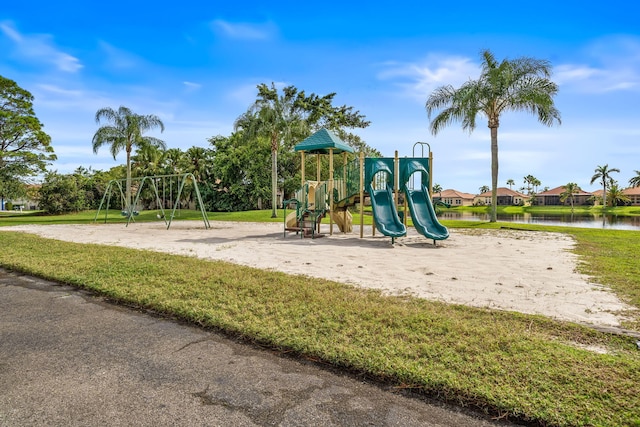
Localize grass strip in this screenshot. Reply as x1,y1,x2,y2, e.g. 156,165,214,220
571,228,640,330
1,230,639,426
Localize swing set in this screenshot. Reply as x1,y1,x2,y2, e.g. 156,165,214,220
94,173,210,229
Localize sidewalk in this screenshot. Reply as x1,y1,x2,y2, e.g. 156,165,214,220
0,269,513,426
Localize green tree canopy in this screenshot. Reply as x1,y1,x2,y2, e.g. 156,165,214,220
234,83,371,217
208,133,272,211
425,50,561,222
38,171,90,214
0,75,56,184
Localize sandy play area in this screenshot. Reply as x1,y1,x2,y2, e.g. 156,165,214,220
3,221,633,328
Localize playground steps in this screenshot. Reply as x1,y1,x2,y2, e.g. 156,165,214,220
285,210,326,238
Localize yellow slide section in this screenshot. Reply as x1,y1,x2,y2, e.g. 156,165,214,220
331,209,353,233
286,211,298,228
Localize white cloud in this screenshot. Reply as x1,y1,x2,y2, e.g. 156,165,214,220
183,81,202,91
377,54,480,102
226,83,260,106
98,41,145,70
555,36,640,93
37,84,84,98
0,21,82,72
211,19,276,41
555,64,640,93
32,83,110,113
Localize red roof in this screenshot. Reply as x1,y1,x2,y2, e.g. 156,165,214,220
537,185,592,196
438,189,475,199
476,187,528,197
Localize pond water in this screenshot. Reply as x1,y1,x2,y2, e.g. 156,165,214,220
439,211,640,231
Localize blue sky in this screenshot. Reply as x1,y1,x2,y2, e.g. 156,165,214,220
2,1,639,194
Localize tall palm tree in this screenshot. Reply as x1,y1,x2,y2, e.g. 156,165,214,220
479,185,490,194
92,106,165,212
629,170,640,188
590,164,620,208
425,50,561,222
523,174,539,195
235,83,308,218
506,178,515,190
532,177,541,193
560,182,579,212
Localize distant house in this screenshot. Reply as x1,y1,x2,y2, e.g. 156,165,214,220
474,187,528,206
434,189,475,207
1,185,40,211
535,186,593,206
590,188,640,206
623,187,640,206
591,189,604,205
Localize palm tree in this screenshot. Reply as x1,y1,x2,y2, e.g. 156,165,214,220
183,146,213,183
607,182,630,207
560,182,579,212
131,144,166,178
523,174,539,195
432,183,443,200
629,170,640,188
590,164,620,208
532,177,541,193
425,50,561,222
162,148,184,175
506,179,515,190
479,185,490,194
235,84,307,218
92,106,165,212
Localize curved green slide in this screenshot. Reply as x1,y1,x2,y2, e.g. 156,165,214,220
365,158,406,239
400,159,449,241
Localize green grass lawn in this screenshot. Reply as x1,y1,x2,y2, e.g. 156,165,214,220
1,210,639,426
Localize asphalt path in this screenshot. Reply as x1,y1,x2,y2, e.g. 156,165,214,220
0,269,517,426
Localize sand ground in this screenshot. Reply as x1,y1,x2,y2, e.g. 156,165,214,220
3,220,633,328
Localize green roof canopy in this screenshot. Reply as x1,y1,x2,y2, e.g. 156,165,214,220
294,128,354,154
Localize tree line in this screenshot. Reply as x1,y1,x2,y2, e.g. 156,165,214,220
3,50,640,217
1,76,378,214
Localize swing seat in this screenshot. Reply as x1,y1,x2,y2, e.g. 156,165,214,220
121,210,140,216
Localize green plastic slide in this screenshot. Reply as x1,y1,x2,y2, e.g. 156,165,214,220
365,158,406,239
368,183,407,238
400,159,449,241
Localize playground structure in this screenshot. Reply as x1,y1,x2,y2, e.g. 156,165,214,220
94,173,210,230
284,129,449,244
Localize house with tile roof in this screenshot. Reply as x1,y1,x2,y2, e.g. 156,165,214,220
433,189,476,207
590,187,640,206
473,187,529,206
623,186,640,205
535,186,594,206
